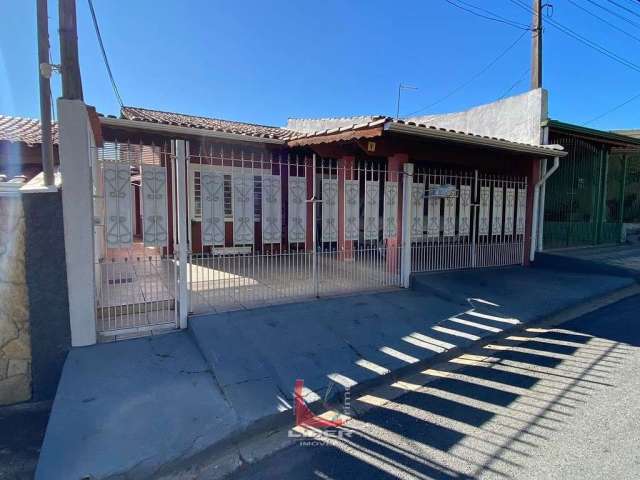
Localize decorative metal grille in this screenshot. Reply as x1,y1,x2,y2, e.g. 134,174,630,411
411,168,527,273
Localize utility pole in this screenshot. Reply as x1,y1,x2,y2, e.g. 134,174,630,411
59,0,83,100
37,0,54,186
531,0,542,89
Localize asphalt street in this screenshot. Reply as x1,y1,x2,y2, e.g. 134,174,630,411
229,295,640,480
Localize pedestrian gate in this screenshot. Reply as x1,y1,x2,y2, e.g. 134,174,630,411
410,168,528,272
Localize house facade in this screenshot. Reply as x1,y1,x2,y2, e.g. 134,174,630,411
93,93,564,342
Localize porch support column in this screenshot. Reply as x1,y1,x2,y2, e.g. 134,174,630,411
58,99,97,346
338,155,355,260
387,153,408,274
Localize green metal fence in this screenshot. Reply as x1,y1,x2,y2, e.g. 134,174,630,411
544,134,608,249
623,154,640,223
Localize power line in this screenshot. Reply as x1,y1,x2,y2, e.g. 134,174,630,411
606,0,640,20
568,0,640,44
584,90,640,125
87,0,124,107
584,0,640,30
403,30,528,117
499,68,530,99
510,0,640,74
443,0,531,30
623,0,640,9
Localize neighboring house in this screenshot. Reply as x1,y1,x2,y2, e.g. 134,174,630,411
94,91,565,341
0,115,60,188
540,120,640,249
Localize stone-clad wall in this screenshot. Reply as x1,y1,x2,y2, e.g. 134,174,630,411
0,195,31,406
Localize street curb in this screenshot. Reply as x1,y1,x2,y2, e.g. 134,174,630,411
153,282,640,480
0,400,52,417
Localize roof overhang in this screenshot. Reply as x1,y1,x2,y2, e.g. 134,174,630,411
385,122,566,158
99,117,286,145
544,119,640,148
286,123,385,147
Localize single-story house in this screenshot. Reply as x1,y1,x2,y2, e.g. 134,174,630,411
93,89,566,339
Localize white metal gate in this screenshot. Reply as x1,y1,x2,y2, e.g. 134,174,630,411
410,167,528,272
185,148,403,314
93,140,179,339
92,138,528,338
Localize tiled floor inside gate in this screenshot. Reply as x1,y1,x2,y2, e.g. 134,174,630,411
96,253,400,337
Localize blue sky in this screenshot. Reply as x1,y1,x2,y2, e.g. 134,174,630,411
1,0,639,130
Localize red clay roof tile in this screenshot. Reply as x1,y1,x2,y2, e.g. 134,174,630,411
120,106,292,140
0,115,59,146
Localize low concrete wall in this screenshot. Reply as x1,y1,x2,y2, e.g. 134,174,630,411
0,195,31,406
407,89,548,145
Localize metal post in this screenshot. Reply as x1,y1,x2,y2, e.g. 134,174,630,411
37,0,54,186
401,163,413,288
175,140,189,329
312,154,319,298
471,169,479,268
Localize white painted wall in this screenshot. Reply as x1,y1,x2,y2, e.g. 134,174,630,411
285,116,379,134
407,89,548,145
58,99,97,347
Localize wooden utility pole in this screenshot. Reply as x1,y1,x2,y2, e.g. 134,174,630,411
531,0,542,89
59,0,83,100
37,0,54,186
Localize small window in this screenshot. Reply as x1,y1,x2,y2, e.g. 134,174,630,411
191,169,265,222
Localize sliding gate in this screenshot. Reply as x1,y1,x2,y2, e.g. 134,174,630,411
186,148,403,314
410,168,528,272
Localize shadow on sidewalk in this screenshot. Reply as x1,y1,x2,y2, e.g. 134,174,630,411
229,295,639,480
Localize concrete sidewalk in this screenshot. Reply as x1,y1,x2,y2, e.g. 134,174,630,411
36,266,638,479
534,244,640,279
